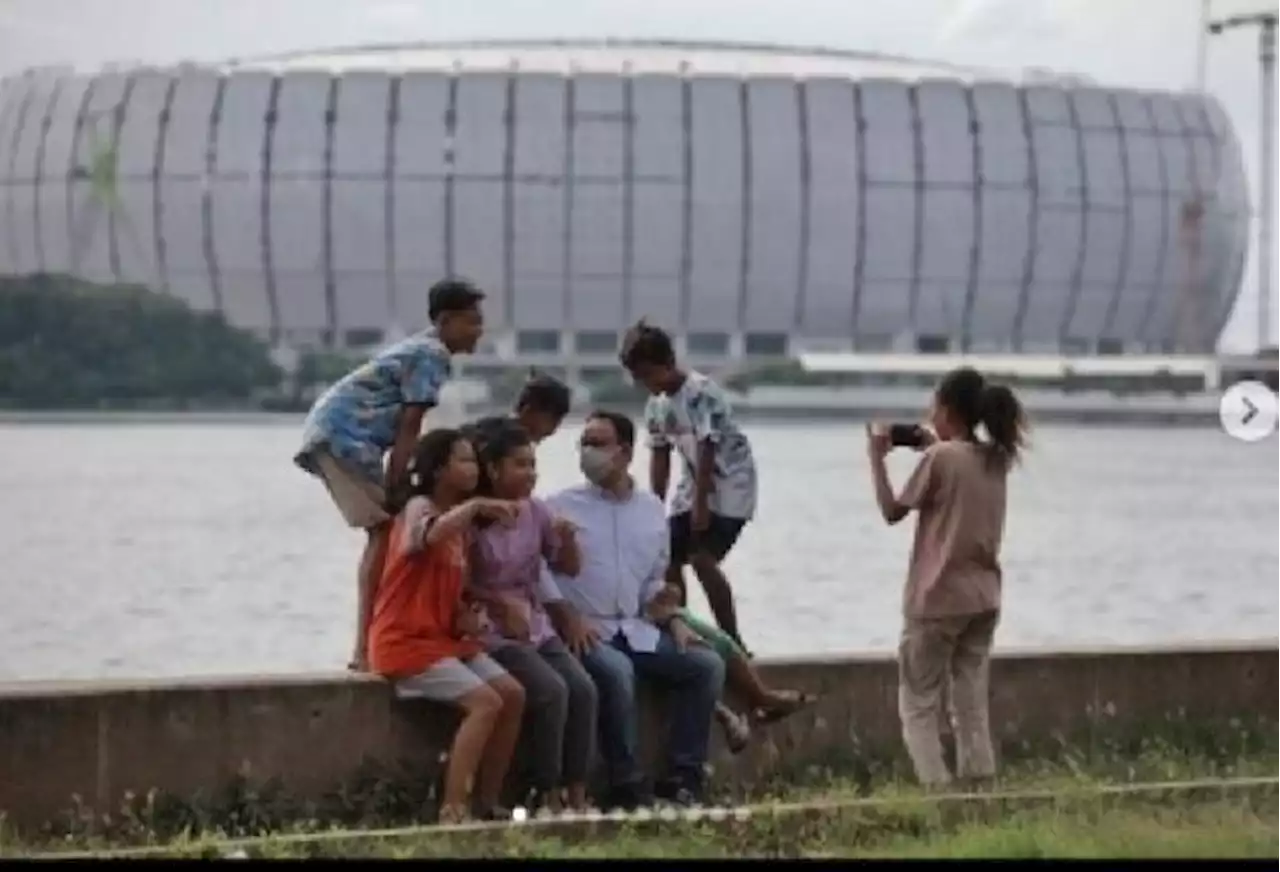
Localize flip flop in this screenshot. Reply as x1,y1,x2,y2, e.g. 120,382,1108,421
750,690,818,726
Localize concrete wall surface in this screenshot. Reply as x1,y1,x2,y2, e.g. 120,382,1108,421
0,642,1274,833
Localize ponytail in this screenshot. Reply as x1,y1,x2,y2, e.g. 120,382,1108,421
978,383,1028,470
385,428,466,515
935,366,1029,470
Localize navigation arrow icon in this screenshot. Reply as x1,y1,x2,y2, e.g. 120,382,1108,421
1219,380,1279,442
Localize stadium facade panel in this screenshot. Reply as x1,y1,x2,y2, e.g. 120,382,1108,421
0,50,1251,360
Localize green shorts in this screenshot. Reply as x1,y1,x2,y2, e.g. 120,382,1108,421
677,608,744,662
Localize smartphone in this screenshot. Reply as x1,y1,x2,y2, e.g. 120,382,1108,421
888,423,927,449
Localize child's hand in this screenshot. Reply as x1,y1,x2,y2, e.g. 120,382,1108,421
866,422,891,459
455,602,486,638
491,597,532,642
472,498,521,525
551,515,578,540
670,617,705,653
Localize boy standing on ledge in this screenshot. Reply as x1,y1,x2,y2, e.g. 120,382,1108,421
294,278,487,672
619,319,759,655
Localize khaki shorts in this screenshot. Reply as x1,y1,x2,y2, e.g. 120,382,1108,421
313,450,391,530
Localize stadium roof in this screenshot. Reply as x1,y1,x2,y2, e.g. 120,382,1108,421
202,37,1092,84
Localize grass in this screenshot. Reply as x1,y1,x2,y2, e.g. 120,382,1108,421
768,739,1280,805
4,745,1276,860
859,802,1278,860
31,788,1275,859
10,763,1280,855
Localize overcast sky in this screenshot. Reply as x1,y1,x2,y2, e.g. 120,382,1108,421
0,0,1273,349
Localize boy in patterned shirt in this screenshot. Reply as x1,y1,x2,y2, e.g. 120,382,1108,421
294,278,486,672
619,320,759,653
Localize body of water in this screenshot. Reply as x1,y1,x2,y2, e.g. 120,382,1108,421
0,418,1275,683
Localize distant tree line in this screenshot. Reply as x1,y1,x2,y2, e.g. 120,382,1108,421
0,274,283,409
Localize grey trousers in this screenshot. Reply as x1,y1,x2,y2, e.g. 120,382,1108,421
490,637,599,791
898,610,1000,787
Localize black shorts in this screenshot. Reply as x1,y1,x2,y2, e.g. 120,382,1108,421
669,511,747,566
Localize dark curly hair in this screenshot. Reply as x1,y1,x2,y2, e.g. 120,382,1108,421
618,318,676,371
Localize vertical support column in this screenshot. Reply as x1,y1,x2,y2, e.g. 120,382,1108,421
1099,93,1135,344
1136,97,1173,350
906,85,925,335
500,70,516,330
620,71,636,324
32,77,66,273
678,74,693,326
959,86,984,350
321,75,338,345
1194,0,1211,91
385,75,401,324
261,76,282,342
106,76,137,283
443,73,459,278
65,77,97,274
1192,99,1238,345
1011,88,1040,351
3,79,38,269
792,79,811,333
152,75,178,294
735,79,751,332
1179,200,1207,351
202,77,227,314
1057,92,1091,347
1257,17,1276,351
849,83,868,340
562,73,576,326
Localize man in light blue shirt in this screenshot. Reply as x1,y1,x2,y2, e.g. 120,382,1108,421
539,410,726,809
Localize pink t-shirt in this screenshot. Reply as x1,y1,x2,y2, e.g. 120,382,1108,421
469,497,562,648
899,440,1008,620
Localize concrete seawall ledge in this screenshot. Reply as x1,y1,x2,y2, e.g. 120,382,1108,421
1,643,1275,835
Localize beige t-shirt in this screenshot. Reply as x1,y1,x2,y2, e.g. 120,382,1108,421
898,440,1007,620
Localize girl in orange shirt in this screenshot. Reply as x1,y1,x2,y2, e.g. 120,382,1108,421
368,428,526,823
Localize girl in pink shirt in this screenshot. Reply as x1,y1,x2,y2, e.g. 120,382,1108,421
466,421,598,814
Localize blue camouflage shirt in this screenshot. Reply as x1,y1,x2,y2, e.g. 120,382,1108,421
294,330,453,484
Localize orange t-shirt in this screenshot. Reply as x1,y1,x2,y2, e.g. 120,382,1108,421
368,497,483,678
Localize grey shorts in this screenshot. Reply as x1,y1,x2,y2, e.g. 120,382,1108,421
393,653,508,702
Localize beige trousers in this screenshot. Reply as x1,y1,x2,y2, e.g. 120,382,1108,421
897,610,999,787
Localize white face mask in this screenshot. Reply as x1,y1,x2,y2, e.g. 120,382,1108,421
579,445,617,485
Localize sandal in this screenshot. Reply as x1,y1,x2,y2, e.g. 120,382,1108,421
750,690,818,726
478,805,513,822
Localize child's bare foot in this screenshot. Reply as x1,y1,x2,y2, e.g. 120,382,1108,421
751,689,817,726
715,703,752,754
438,804,470,825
